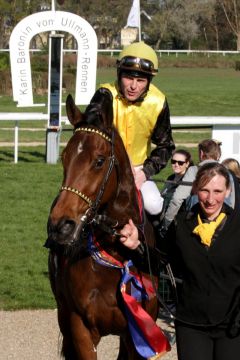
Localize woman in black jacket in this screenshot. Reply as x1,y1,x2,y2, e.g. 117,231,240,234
120,162,240,360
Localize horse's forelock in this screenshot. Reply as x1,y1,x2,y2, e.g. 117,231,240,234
84,104,103,127
84,88,113,129
73,104,113,139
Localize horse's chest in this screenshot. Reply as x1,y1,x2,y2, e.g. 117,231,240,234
66,260,127,332
67,259,120,303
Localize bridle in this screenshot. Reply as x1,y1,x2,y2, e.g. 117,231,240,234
60,126,118,232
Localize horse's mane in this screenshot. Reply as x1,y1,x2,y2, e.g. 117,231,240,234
69,88,114,137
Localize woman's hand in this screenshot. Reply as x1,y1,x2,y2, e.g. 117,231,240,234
119,219,140,250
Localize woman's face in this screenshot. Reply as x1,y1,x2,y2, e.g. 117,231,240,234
171,154,189,175
197,174,230,220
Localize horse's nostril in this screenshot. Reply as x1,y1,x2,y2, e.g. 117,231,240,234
59,219,76,235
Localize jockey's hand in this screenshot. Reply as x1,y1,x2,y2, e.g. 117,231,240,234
134,169,146,190
119,219,140,250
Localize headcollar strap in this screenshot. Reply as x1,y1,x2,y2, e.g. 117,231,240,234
75,127,112,143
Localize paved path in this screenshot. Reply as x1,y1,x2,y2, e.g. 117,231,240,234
0,310,177,359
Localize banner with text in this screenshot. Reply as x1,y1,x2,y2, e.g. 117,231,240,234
9,11,97,106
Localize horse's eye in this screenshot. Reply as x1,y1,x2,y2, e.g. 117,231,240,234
95,157,105,168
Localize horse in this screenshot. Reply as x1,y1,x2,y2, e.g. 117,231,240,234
46,88,170,359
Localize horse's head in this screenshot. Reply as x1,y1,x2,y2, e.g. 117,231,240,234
47,89,140,250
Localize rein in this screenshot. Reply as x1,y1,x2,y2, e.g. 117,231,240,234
61,126,117,227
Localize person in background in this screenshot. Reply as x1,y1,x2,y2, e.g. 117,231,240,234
157,149,193,304
120,162,240,360
159,149,193,223
222,158,240,185
86,41,175,217
158,139,235,235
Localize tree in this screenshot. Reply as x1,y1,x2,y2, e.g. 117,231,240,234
0,0,14,48
218,0,240,50
196,0,221,50
1,0,239,51
143,0,183,49
3,0,46,49
57,0,130,48
170,0,200,50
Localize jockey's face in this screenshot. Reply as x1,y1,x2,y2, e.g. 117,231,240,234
120,74,148,102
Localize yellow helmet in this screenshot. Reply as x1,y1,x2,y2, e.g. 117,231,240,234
117,41,158,76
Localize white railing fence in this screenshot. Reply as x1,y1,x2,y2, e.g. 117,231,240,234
1,114,240,164
1,48,240,57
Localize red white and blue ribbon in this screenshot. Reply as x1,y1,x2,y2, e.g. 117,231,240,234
88,234,171,359
120,261,171,359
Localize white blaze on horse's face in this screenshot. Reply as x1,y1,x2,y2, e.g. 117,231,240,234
77,141,84,154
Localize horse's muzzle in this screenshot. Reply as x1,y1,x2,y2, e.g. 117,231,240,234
46,217,86,246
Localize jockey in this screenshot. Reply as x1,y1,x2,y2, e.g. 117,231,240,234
89,41,175,216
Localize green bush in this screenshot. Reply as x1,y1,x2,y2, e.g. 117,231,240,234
235,61,240,71
0,70,12,95
62,72,75,91
97,54,116,68
31,54,48,72
0,53,10,70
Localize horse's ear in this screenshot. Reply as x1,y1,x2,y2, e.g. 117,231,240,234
66,94,83,127
100,88,114,128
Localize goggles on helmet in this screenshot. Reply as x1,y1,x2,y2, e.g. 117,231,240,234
117,56,158,75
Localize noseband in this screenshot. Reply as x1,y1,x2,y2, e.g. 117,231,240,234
61,126,117,226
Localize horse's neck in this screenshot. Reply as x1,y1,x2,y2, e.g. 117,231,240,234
107,169,142,227
107,132,143,226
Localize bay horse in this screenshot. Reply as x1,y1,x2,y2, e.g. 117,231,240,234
46,88,170,359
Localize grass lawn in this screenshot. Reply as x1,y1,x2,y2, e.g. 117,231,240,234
0,67,240,116
0,155,62,309
97,68,240,116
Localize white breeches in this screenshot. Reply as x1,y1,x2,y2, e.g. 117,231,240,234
140,180,163,215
